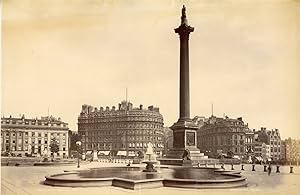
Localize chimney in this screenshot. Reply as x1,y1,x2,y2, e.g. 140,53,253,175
106,106,109,111
128,102,133,110
112,106,116,111
140,104,143,110
118,103,121,110
100,107,104,111
88,106,93,113
81,105,88,113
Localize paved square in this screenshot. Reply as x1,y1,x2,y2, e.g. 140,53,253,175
2,163,300,195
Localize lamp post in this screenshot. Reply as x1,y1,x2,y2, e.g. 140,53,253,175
76,141,82,168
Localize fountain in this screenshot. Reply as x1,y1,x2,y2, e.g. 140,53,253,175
43,6,247,190
142,143,158,172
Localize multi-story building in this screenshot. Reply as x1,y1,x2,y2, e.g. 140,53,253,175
162,127,173,155
284,137,300,164
197,115,254,158
77,101,164,157
254,128,282,160
254,142,270,161
1,115,69,157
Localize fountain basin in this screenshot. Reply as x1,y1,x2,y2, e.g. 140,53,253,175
142,161,158,172
44,167,247,190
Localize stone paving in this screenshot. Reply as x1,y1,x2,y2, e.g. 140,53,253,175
1,162,300,195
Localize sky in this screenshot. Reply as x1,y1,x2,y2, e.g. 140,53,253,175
2,0,300,139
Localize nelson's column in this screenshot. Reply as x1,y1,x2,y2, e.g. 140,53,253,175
161,6,206,165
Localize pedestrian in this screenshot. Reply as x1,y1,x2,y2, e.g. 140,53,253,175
268,164,272,176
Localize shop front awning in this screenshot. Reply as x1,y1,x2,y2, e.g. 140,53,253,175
98,151,110,155
128,151,136,157
117,151,127,156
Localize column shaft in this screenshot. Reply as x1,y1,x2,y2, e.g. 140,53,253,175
179,35,190,120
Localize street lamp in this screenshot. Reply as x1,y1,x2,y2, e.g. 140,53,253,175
76,141,82,168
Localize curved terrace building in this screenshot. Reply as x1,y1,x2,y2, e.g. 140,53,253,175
77,101,164,157
197,115,254,158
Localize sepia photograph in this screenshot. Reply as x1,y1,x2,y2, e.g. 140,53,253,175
1,0,300,195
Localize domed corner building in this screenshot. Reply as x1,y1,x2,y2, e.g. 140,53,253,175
77,101,164,158
197,115,255,159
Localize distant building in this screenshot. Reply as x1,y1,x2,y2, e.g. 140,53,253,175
1,115,69,158
254,142,270,161
192,116,208,129
284,137,300,164
197,115,254,158
162,127,173,155
77,101,164,157
254,128,282,160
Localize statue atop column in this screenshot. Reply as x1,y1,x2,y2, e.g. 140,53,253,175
181,5,188,25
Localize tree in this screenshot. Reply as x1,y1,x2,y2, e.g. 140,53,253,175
50,138,59,160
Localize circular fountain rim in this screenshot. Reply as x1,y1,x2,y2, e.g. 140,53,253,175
44,166,247,189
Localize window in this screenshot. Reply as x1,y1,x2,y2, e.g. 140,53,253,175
38,140,41,144
45,140,47,144
32,132,35,136
38,133,41,137
6,133,9,136
63,147,65,151
12,140,15,143
12,133,15,136
6,140,9,143
25,140,28,144
44,133,47,137
25,132,28,136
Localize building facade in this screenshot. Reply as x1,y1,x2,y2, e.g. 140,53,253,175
254,128,282,160
197,115,254,158
1,115,69,157
254,142,270,161
162,127,173,155
77,101,164,157
284,137,300,164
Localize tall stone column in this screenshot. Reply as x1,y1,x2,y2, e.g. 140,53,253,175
175,6,194,121
163,6,203,164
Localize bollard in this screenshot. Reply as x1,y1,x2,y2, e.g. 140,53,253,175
264,165,267,172
241,164,244,171
221,163,225,170
276,165,280,173
252,164,255,171
290,166,294,173
231,163,234,170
